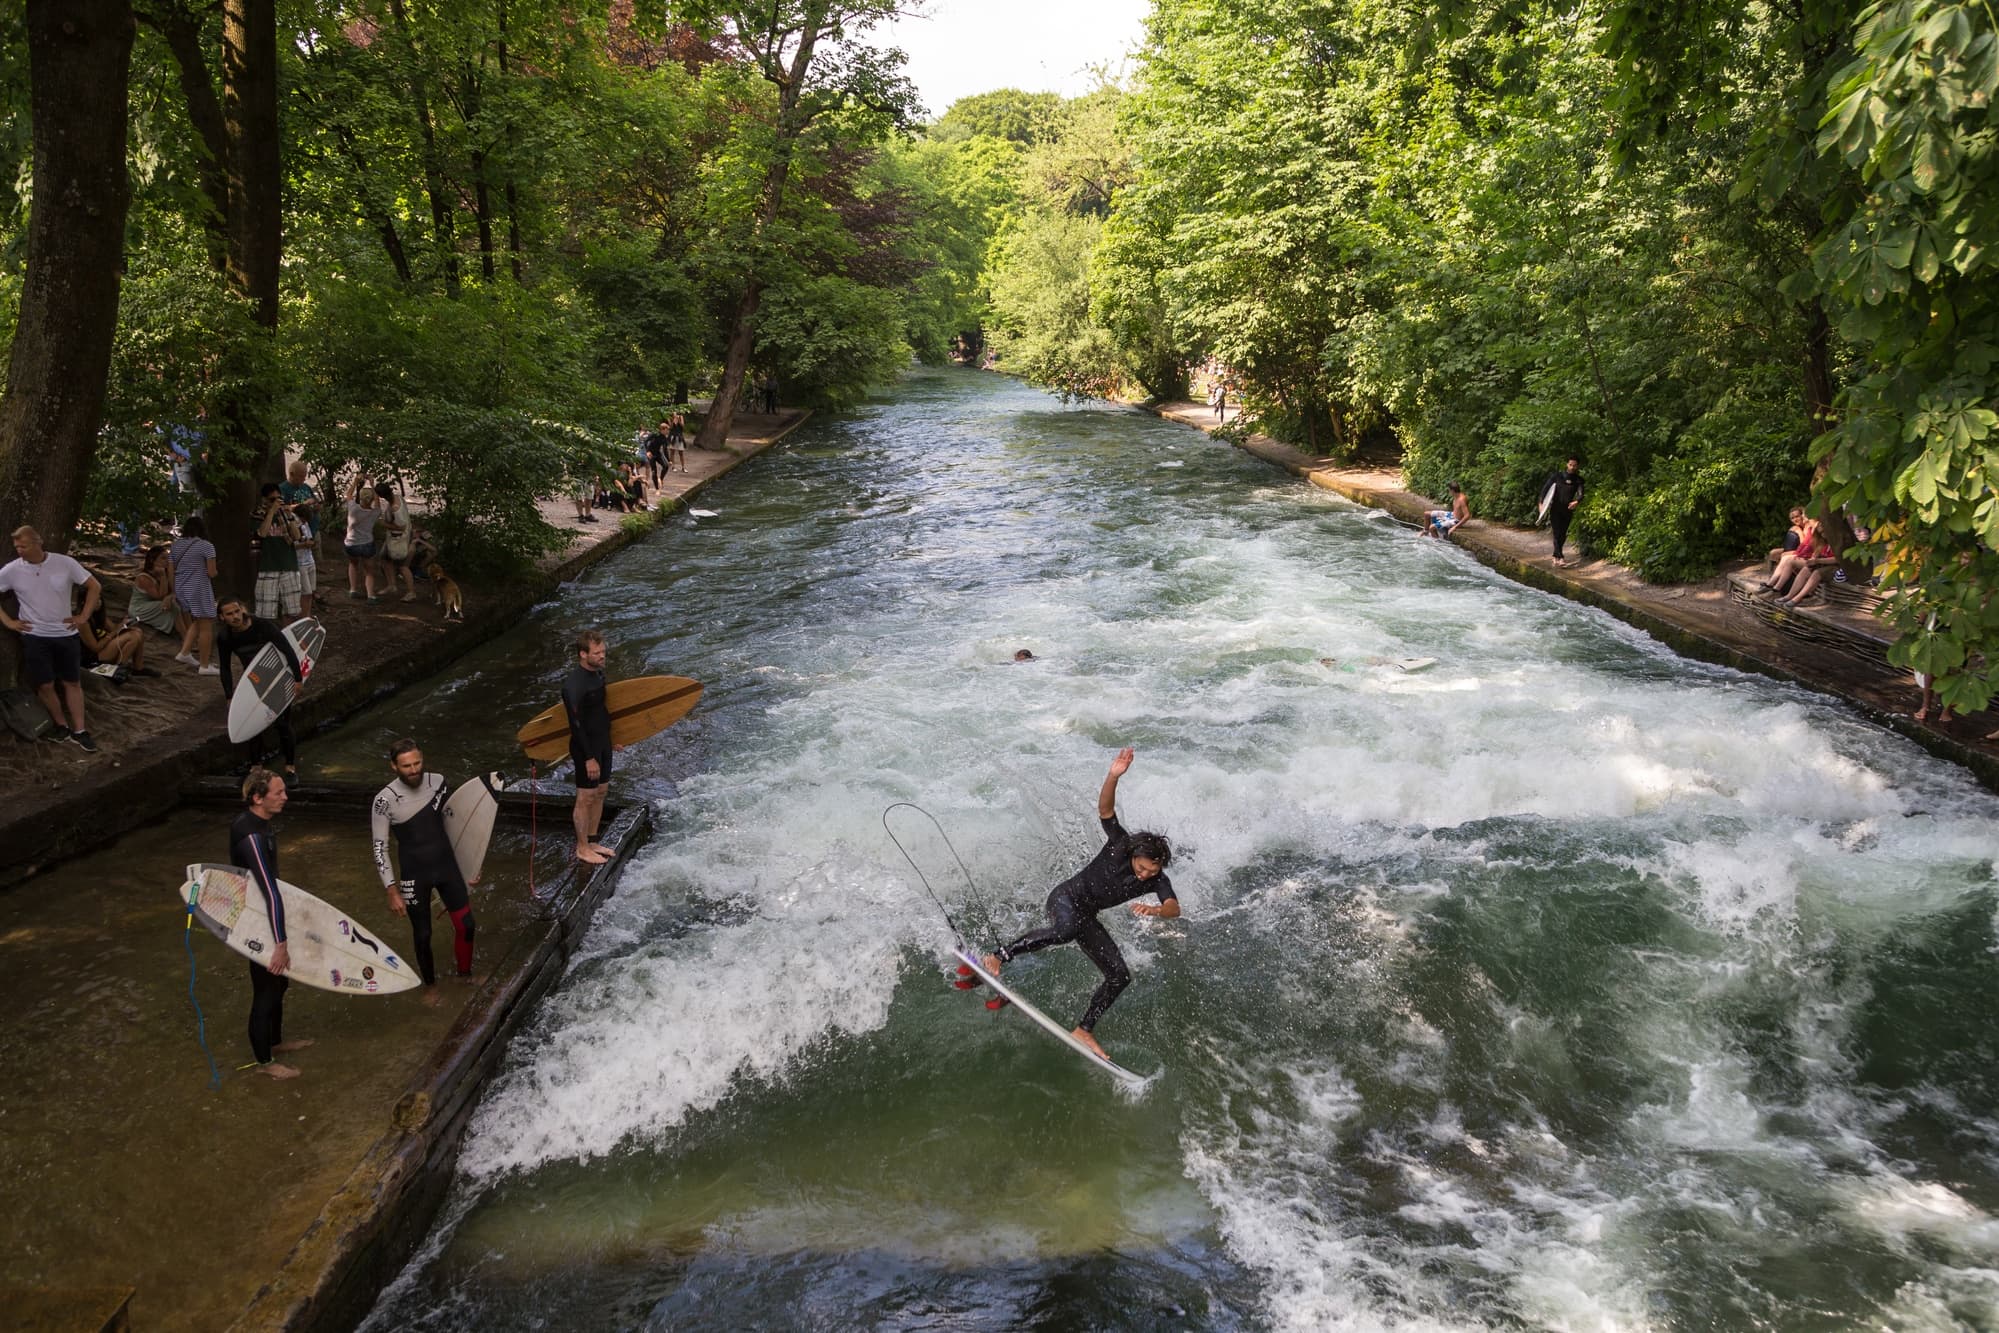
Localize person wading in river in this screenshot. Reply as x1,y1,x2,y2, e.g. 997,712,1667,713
983,746,1179,1061
564,630,619,864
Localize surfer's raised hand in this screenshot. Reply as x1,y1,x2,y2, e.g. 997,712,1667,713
1108,746,1135,778
267,941,290,977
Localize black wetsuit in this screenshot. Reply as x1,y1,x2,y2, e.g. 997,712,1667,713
229,808,290,1064
1548,468,1585,560
996,816,1177,1032
371,772,473,983
219,616,302,768
563,664,612,790
644,432,669,488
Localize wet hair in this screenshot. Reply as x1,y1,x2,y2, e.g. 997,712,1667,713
1013,649,1035,662
242,766,282,805
1447,481,1462,494
180,515,207,540
1128,831,1172,869
574,629,605,657
389,737,421,763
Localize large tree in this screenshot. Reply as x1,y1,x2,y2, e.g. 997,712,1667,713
0,0,137,560
675,0,918,450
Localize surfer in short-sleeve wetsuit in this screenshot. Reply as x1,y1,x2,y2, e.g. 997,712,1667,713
217,598,302,775
563,629,617,865
232,767,311,1079
371,739,474,1004
984,747,1179,1060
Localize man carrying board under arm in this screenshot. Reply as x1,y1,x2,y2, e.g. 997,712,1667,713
984,747,1178,1061
564,629,617,865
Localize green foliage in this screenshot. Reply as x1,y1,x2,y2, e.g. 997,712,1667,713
929,89,1065,145
1809,0,1999,709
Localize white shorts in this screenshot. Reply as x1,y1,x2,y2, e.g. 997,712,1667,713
295,546,317,590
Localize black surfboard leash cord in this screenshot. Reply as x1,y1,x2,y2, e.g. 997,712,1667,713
882,802,1002,949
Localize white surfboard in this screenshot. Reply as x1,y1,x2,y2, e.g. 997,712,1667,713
442,772,501,885
225,619,325,742
1392,657,1438,673
1537,479,1558,524
182,862,420,995
689,508,720,518
952,947,1148,1088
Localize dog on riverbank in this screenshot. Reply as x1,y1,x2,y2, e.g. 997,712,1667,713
425,561,464,621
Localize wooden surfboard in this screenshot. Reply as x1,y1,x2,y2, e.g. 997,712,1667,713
514,674,703,763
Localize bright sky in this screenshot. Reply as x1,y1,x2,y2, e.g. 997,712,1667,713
874,0,1153,121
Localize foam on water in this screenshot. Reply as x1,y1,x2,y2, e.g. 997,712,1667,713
375,373,1999,1329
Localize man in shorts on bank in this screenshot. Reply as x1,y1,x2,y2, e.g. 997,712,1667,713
0,525,103,752
279,461,319,616
253,483,304,622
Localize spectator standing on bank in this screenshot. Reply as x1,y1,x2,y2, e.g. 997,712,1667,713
343,476,383,602
0,525,102,751
231,768,311,1079
128,545,181,638
376,482,417,603
169,515,220,674
280,461,320,617
1546,456,1585,567
667,412,688,469
1210,379,1226,421
252,484,304,623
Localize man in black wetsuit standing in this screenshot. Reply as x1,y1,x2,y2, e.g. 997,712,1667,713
983,747,1179,1061
371,739,476,1007
564,629,617,865
232,767,312,1079
217,597,303,775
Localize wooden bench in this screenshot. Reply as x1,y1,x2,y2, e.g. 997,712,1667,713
1727,570,1895,669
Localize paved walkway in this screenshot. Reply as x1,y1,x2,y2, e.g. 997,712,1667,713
1145,400,1999,787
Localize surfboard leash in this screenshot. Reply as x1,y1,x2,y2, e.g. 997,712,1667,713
881,802,1002,949
182,881,222,1090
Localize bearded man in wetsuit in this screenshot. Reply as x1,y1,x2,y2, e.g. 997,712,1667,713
564,629,617,865
371,738,476,1007
983,747,1179,1060
232,767,313,1078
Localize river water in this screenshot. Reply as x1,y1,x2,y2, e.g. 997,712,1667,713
357,370,1999,1330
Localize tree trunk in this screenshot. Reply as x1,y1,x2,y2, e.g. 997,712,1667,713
473,150,496,281
696,17,821,451
0,0,136,686
143,1,228,270
388,0,460,295
207,0,282,598
1801,296,1860,567
0,0,136,550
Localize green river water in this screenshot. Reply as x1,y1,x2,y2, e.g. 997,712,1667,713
340,369,1999,1330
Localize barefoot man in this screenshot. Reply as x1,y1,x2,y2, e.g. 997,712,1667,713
564,629,618,864
231,767,313,1079
371,739,478,1007
983,747,1179,1061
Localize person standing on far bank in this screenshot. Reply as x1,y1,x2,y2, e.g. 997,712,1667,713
564,629,619,865
1548,456,1585,568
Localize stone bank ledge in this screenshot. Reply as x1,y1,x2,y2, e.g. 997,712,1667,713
1140,400,1999,795
0,410,813,888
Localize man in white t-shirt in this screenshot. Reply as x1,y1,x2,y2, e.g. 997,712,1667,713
0,525,102,752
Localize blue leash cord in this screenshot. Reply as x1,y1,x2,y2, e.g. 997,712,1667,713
183,880,222,1089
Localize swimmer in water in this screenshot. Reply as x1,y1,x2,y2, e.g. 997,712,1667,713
1013,649,1035,662
982,746,1178,1061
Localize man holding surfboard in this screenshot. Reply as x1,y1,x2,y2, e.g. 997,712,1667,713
371,740,478,1004
231,768,313,1079
564,630,618,865
217,599,303,775
983,747,1178,1061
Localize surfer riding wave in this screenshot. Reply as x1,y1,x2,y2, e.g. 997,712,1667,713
983,746,1178,1061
